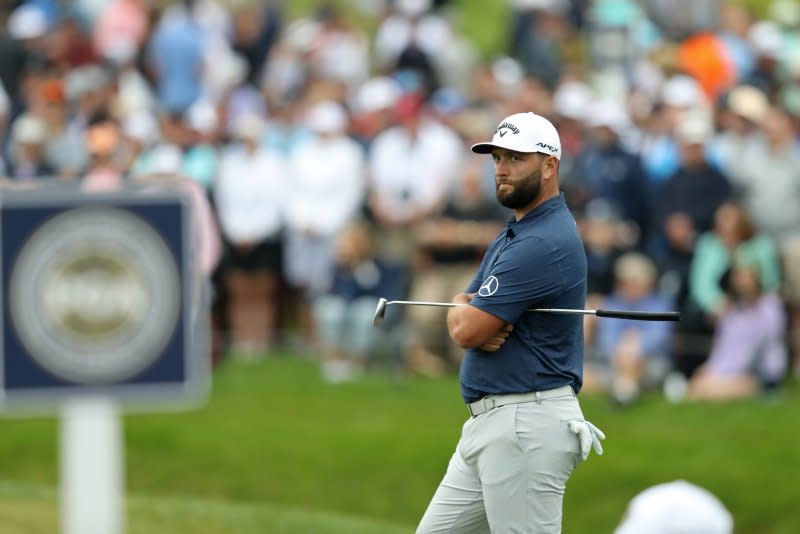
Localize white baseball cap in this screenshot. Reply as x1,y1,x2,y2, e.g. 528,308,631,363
471,112,561,159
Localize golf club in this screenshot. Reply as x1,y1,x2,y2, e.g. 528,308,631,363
372,298,680,327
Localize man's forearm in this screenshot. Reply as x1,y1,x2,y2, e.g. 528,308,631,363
447,293,476,348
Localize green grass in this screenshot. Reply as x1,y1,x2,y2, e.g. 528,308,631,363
1,356,799,532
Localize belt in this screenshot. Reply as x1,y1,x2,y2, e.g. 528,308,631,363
467,385,575,417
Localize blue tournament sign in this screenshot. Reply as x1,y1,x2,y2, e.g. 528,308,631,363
0,185,210,410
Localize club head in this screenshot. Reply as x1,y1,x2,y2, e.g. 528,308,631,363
372,298,388,328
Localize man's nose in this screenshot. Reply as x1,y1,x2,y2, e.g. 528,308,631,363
494,159,509,177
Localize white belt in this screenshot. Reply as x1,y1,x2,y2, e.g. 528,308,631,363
467,385,575,417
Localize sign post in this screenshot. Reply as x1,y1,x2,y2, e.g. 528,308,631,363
0,184,210,534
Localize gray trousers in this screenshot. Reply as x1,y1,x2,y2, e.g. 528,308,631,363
416,391,584,533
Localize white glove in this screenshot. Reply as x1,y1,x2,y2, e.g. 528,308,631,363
568,420,606,461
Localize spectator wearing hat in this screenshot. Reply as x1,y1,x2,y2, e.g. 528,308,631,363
214,113,286,357
585,252,675,405
367,91,464,262
651,110,732,302
711,84,768,176
614,480,733,534
568,98,651,248
282,101,366,343
182,99,220,192
8,113,55,180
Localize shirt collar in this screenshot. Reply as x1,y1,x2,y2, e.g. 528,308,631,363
504,193,566,237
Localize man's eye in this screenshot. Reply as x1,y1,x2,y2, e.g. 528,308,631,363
511,155,520,162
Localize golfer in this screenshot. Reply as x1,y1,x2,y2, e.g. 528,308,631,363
417,112,605,533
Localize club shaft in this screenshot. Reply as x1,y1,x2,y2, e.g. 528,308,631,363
385,301,679,322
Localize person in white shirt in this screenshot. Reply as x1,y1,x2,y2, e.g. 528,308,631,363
214,113,286,356
283,101,366,343
368,92,464,260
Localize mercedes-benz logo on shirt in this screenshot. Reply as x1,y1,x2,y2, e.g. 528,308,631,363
478,276,499,297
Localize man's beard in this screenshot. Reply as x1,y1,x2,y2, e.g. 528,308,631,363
496,167,542,209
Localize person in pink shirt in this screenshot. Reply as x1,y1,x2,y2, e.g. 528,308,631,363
689,262,787,400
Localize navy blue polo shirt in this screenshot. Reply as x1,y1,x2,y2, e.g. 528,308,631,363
460,193,587,403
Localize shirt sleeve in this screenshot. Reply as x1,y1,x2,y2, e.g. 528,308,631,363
468,235,564,324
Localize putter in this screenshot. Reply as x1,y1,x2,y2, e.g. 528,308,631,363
372,298,679,327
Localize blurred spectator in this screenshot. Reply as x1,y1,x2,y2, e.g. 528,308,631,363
651,110,732,303
7,113,54,180
712,84,768,176
284,101,366,342
726,105,800,248
32,78,87,178
123,109,161,177
688,262,788,401
0,7,32,116
368,92,463,261
350,75,402,148
182,99,220,191
510,0,568,89
585,252,675,405
374,0,452,85
214,114,286,356
689,201,781,321
93,0,151,63
82,112,125,191
147,4,205,115
405,164,505,376
314,221,408,382
614,479,733,534
230,2,281,85
568,98,650,244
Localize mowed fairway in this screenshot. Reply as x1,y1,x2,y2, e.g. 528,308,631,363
1,356,798,533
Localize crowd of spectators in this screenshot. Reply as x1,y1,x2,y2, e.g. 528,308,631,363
0,0,797,401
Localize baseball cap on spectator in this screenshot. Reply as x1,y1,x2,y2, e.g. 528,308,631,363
65,65,111,101
471,112,561,159
394,92,425,122
123,111,160,147
148,144,184,175
430,87,466,116
395,0,431,17
614,480,733,534
586,98,630,135
354,76,401,114
661,75,705,108
186,99,218,135
748,21,782,60
305,101,348,134
675,109,714,145
12,115,47,145
553,81,593,121
727,85,768,123
7,4,48,39
232,113,265,141
615,252,657,286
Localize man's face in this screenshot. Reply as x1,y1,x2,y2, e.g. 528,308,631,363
491,148,544,210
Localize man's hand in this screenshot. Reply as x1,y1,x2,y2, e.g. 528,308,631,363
479,323,513,352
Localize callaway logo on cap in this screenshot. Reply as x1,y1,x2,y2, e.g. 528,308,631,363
471,112,562,160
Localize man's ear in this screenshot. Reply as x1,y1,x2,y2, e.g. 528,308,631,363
542,156,559,179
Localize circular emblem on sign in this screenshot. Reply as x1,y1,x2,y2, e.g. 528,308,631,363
9,208,181,384
478,275,500,297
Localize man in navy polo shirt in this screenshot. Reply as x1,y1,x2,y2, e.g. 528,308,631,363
417,112,606,533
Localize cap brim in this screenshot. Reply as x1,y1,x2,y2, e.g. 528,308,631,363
470,140,529,154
